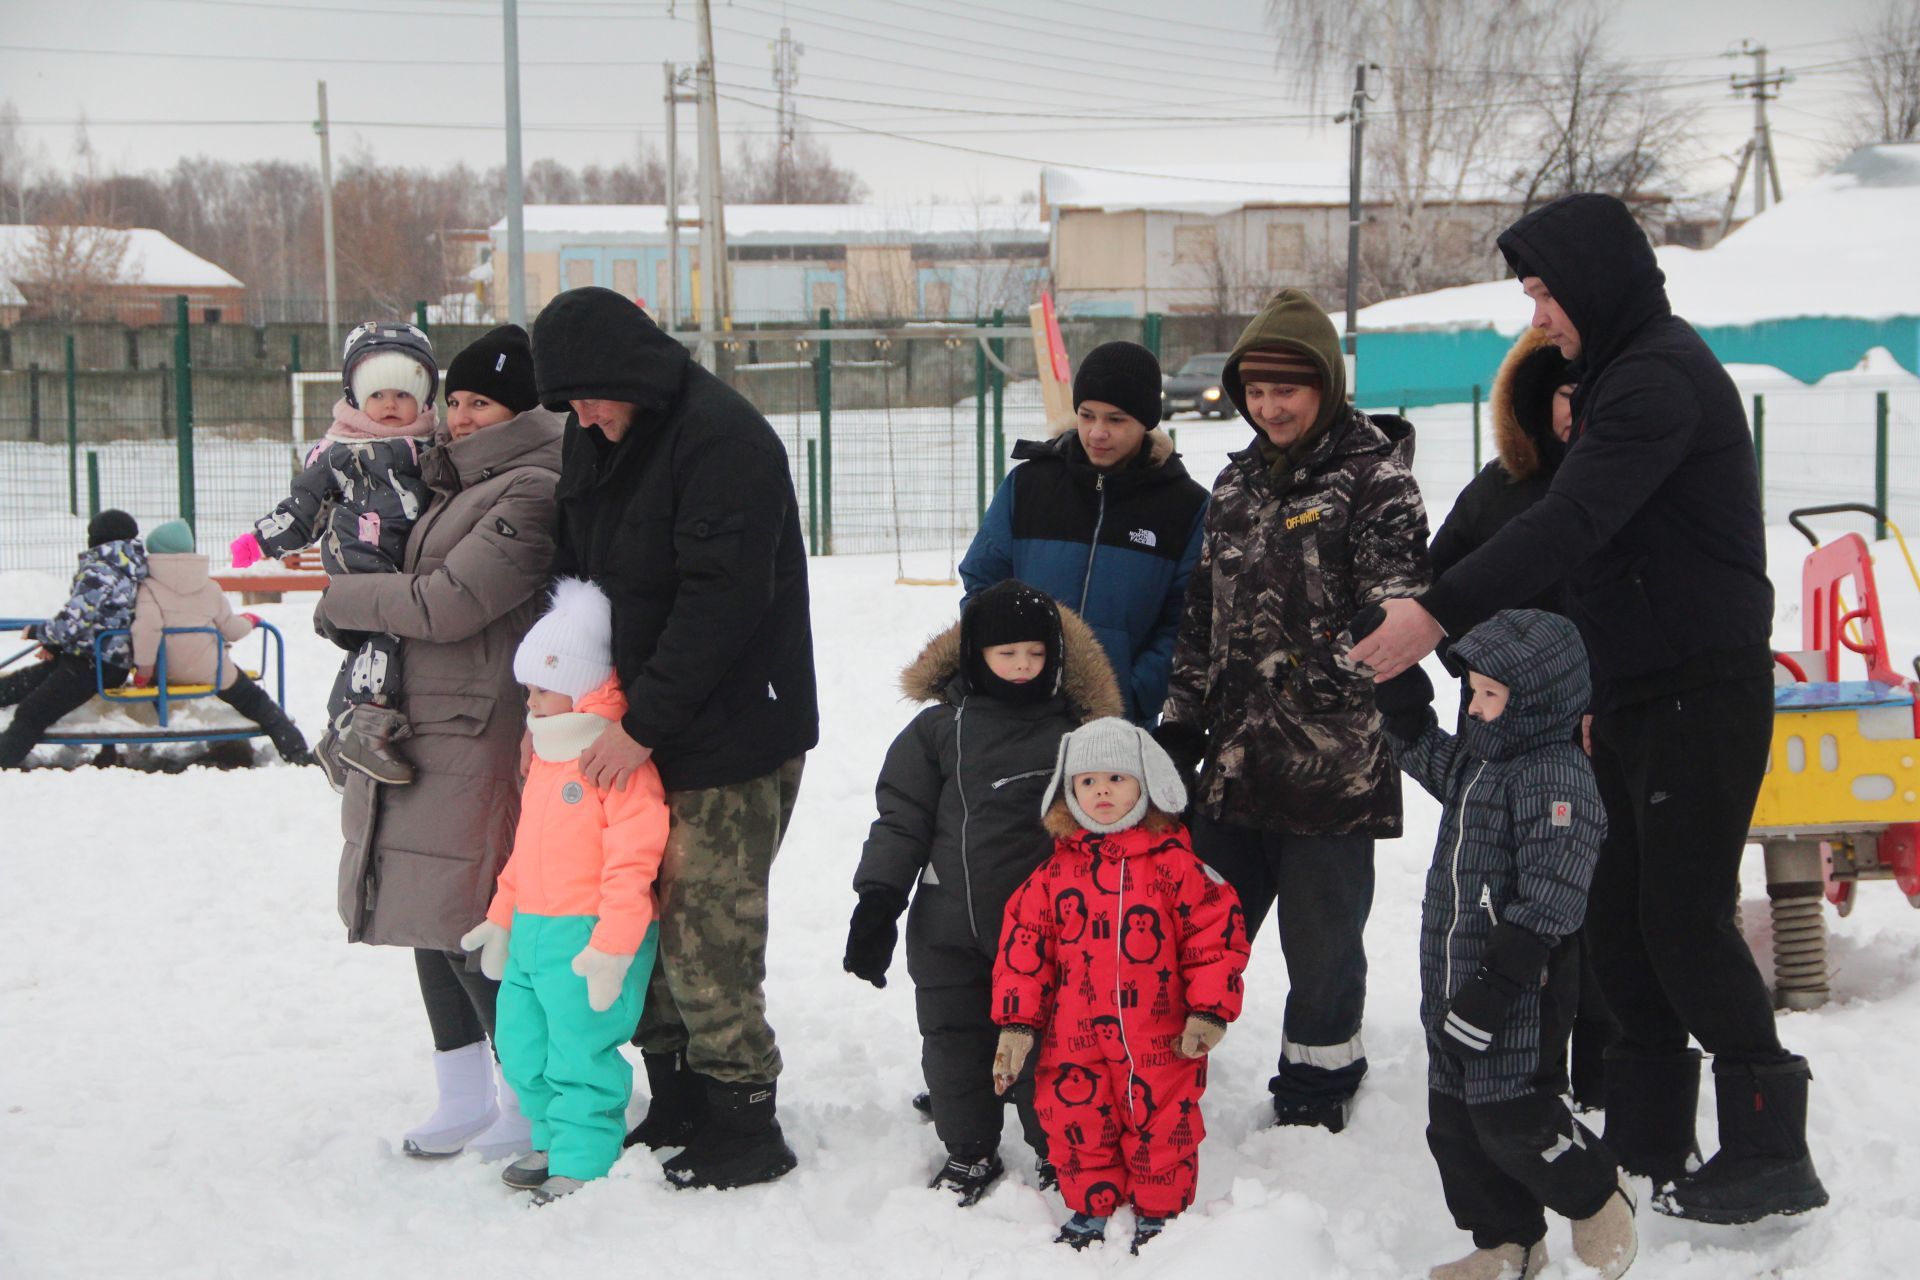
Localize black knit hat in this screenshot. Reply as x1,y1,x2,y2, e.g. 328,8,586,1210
1508,340,1573,450
445,324,539,414
961,580,1063,704
87,509,138,547
1072,340,1162,431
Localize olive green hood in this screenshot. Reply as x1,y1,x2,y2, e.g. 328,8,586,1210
1223,288,1348,447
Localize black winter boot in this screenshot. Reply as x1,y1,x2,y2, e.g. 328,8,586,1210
1654,1055,1828,1224
1601,1048,1702,1186
623,1050,709,1150
928,1144,1004,1206
662,1079,797,1190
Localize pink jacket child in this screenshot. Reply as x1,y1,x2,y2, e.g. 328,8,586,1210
461,578,669,1204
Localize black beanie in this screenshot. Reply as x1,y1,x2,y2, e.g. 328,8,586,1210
1509,340,1573,463
445,324,539,414
87,509,138,547
1072,340,1162,431
961,580,1063,705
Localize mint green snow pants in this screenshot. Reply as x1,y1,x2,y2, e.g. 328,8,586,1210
497,913,659,1181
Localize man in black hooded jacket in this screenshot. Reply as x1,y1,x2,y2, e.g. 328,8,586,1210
1350,194,1826,1225
532,287,819,1192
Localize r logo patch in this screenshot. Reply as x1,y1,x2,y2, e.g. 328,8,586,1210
1549,800,1572,827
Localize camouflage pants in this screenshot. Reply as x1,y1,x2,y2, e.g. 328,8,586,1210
635,755,805,1083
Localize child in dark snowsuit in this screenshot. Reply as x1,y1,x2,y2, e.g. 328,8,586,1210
846,580,1124,1205
990,717,1248,1254
0,509,147,767
1368,607,1636,1280
232,321,437,787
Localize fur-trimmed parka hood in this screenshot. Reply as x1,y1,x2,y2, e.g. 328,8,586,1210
1042,797,1180,839
899,601,1125,722
1490,327,1572,484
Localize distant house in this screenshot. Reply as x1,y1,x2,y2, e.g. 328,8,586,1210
488,204,1049,323
0,225,245,325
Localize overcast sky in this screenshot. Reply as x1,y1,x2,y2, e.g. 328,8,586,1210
0,0,1887,212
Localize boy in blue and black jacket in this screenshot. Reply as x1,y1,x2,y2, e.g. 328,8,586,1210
1,509,147,766
1365,607,1637,1280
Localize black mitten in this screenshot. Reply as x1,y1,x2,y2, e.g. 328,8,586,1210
843,887,909,988
1441,922,1551,1056
1373,665,1436,741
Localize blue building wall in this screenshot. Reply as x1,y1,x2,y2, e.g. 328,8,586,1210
1353,316,1920,408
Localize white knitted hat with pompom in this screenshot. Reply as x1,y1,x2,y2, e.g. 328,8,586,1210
513,577,615,699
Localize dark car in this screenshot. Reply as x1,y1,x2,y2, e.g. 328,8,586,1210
1160,352,1233,419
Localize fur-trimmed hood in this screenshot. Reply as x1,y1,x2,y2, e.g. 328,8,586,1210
1045,417,1177,467
899,601,1125,722
1043,797,1180,839
1489,327,1571,484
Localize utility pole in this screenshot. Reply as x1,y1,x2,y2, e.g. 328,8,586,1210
314,81,339,354
503,0,527,325
771,24,803,203
694,0,730,365
1720,42,1791,239
664,61,698,330
1334,62,1377,395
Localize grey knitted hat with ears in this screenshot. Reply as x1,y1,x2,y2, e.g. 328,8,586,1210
1041,716,1189,833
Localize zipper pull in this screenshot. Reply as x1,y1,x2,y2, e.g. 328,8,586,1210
1481,882,1496,926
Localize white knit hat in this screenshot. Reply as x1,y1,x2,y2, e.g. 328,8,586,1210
513,578,615,699
1041,716,1188,833
350,350,434,409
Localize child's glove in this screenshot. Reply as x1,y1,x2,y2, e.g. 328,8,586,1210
842,887,908,988
459,919,511,981
570,945,635,1013
240,612,264,627
229,533,265,569
1441,922,1551,1057
992,1026,1035,1096
132,667,155,688
1175,1013,1227,1058
1373,665,1436,741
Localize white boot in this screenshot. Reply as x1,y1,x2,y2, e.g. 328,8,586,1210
401,1042,499,1158
469,1060,534,1162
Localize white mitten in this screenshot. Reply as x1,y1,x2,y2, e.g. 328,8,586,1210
459,920,511,981
570,945,635,1013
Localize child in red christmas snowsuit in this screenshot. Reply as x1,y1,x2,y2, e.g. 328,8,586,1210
991,717,1248,1253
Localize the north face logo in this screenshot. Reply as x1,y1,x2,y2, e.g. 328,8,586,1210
1128,528,1157,548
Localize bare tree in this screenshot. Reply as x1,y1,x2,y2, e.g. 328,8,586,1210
1833,0,1920,151
726,130,864,203
1511,12,1694,212
1266,0,1562,295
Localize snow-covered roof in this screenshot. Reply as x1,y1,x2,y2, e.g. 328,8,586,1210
1040,162,1516,215
1353,144,1920,331
0,225,243,290
496,203,1046,242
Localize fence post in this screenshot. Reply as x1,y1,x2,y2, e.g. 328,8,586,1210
86,450,101,519
990,308,1006,488
174,294,196,532
289,331,302,374
1751,393,1765,513
806,438,819,556
1876,391,1889,541
1471,384,1482,474
816,308,833,554
27,361,41,443
65,336,79,516
1143,312,1163,360
414,300,429,336
975,319,988,521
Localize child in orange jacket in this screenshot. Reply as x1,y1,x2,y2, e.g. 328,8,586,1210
461,578,668,1205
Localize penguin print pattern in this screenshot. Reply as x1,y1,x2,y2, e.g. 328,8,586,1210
992,819,1247,1219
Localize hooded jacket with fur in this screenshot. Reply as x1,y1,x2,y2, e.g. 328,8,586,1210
958,427,1207,724
535,286,818,793
1418,194,1773,708
854,604,1124,965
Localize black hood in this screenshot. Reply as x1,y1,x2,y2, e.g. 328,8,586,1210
532,286,691,419
1451,608,1591,761
1497,194,1669,383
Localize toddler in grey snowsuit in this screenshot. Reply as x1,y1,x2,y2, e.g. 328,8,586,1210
1366,607,1636,1280
1,509,147,767
232,321,437,785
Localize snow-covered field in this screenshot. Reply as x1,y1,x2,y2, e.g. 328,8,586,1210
5,518,1920,1278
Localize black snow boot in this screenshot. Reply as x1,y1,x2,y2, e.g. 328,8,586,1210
662,1079,797,1190
623,1050,709,1150
910,1090,934,1121
1654,1055,1829,1224
220,674,311,765
929,1144,1004,1206
1601,1047,1702,1186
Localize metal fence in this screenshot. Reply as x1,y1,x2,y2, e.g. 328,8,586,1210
3,299,1917,581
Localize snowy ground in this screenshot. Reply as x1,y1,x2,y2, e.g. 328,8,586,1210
6,520,1920,1278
